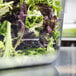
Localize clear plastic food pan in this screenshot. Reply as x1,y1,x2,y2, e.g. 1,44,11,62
0,0,65,69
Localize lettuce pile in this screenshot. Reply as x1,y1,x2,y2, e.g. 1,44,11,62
0,0,62,57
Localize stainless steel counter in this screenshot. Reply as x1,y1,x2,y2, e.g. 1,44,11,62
0,47,76,76
54,47,76,76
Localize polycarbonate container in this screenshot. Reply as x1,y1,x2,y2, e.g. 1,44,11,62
0,0,65,69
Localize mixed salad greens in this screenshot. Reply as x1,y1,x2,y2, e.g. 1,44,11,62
0,0,62,57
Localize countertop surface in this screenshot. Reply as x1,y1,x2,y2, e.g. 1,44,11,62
53,47,76,76
0,47,76,76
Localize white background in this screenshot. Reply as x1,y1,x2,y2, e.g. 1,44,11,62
63,0,76,29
